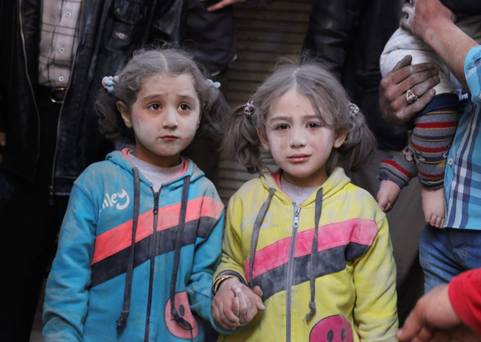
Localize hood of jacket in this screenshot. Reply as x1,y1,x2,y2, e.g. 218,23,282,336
258,167,351,207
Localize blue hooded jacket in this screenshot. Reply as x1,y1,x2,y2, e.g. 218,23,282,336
43,151,225,341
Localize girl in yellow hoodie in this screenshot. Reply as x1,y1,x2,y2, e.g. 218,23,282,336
212,62,398,342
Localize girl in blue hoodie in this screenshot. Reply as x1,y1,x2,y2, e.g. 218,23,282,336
43,49,227,342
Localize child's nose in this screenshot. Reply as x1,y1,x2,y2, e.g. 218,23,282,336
289,128,307,148
162,108,178,129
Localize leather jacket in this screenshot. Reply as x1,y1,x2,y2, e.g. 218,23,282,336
0,0,234,195
303,0,406,151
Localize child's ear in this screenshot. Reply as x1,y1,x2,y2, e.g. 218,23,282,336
256,128,270,151
117,101,132,128
334,130,348,148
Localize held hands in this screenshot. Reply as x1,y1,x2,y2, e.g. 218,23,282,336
212,277,265,330
379,55,439,124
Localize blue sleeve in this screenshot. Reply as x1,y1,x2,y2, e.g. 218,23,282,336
42,182,98,341
186,188,225,323
465,45,481,104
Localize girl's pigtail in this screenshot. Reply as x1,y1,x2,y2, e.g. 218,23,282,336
338,103,376,171
96,75,133,142
198,80,229,144
223,101,262,173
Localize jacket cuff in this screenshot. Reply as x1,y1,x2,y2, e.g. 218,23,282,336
448,271,481,335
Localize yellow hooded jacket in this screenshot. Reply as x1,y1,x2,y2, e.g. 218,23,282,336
214,168,398,342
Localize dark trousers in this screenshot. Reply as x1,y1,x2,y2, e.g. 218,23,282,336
0,91,69,342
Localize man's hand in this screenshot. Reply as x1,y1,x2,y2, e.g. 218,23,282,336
207,0,244,12
396,284,479,341
379,55,439,124
400,0,455,41
212,277,265,330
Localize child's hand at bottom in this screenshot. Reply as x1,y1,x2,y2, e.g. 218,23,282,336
231,282,265,325
212,277,265,330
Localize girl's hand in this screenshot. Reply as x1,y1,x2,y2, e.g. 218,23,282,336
231,283,265,325
212,278,265,329
212,277,243,329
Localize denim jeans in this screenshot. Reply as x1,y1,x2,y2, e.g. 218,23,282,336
419,225,481,293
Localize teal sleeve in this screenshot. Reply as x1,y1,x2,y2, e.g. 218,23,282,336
186,194,225,323
42,183,97,341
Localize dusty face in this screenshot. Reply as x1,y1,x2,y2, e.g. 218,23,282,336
260,89,346,187
119,73,201,167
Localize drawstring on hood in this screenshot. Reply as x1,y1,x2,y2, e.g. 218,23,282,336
248,188,276,287
305,188,323,321
247,182,324,321
117,167,141,330
170,176,193,331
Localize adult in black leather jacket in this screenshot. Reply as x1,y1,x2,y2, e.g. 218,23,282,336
0,1,233,340
303,0,405,151
302,0,425,323
0,0,233,195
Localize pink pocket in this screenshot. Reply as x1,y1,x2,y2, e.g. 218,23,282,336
310,315,354,342
165,292,199,339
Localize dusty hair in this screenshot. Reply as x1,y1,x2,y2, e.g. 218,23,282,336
224,60,375,173
96,48,228,145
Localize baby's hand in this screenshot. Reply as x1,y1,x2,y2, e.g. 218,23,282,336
212,278,265,330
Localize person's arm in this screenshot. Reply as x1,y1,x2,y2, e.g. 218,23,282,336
185,187,225,322
401,0,477,88
42,182,98,342
397,269,481,341
352,213,398,341
211,195,251,333
449,269,481,335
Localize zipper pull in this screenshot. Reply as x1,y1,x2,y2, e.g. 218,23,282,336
153,191,160,215
293,205,301,230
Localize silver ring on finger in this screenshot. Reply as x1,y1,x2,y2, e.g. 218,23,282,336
405,88,418,105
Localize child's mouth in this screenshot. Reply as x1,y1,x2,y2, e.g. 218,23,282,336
287,154,310,163
160,135,179,141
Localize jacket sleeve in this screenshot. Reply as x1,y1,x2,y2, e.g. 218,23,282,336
352,213,398,342
213,195,248,284
186,188,225,322
209,194,247,335
42,182,97,342
448,268,481,335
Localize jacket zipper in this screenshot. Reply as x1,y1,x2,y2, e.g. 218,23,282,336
18,0,41,178
285,204,300,342
144,189,160,342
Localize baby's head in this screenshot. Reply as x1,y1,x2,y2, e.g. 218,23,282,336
226,61,375,183
97,48,226,166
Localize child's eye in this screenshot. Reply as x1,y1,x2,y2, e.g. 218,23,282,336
178,103,191,112
274,123,289,130
307,121,322,129
148,103,161,111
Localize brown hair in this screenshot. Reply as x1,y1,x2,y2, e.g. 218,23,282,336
223,61,375,173
96,48,228,145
